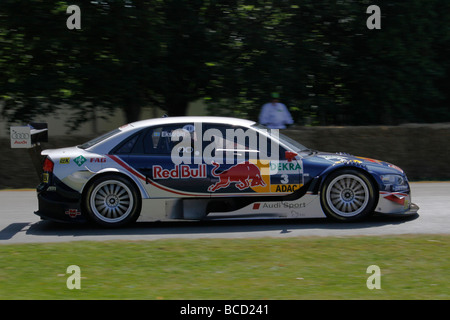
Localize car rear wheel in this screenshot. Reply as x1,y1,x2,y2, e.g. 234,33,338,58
320,169,377,221
84,174,141,227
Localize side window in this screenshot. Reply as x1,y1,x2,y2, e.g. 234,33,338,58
143,127,168,154
113,132,142,154
143,124,195,155
203,124,261,162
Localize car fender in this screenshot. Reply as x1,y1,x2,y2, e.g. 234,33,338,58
316,160,378,193
81,167,149,199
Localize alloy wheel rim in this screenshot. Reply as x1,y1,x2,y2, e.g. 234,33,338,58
90,180,134,223
326,174,369,217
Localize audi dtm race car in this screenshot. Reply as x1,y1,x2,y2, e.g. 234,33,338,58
12,117,419,227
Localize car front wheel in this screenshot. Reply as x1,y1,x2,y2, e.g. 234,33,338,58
84,174,141,227
320,169,377,221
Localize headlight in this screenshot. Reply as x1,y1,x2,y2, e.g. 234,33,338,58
381,174,405,185
381,174,409,191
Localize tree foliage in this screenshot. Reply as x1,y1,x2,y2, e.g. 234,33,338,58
1,0,449,127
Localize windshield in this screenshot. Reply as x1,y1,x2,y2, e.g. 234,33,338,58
78,129,121,149
251,123,308,152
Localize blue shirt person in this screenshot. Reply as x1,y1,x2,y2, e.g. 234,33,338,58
258,93,294,129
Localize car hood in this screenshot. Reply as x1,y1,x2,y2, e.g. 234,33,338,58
307,151,405,175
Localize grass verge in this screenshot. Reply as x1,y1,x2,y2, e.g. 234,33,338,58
0,235,448,300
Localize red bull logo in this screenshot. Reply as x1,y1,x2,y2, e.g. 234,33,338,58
208,161,266,192
153,164,207,179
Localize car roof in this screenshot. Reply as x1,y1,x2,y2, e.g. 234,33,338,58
122,116,256,131
84,116,257,154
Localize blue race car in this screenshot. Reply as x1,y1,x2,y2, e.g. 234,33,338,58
31,116,418,227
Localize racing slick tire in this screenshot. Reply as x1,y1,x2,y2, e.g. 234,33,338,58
83,174,142,227
320,169,378,222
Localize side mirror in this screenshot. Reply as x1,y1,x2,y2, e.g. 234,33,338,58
285,150,298,162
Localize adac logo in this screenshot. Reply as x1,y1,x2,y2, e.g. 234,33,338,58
208,161,266,192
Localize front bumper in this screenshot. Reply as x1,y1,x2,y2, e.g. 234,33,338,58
35,184,87,223
375,191,419,216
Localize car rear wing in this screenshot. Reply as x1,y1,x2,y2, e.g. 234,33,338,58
10,123,48,178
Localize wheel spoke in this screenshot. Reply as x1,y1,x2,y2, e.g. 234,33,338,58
97,187,107,198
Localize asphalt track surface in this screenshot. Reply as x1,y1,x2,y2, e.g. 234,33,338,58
0,182,449,244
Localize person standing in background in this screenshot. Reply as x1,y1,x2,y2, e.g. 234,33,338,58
258,92,294,129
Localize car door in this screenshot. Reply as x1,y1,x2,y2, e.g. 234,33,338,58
203,123,303,196
203,123,271,196
117,123,210,198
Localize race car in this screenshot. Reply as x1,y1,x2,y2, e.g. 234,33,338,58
23,116,418,227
